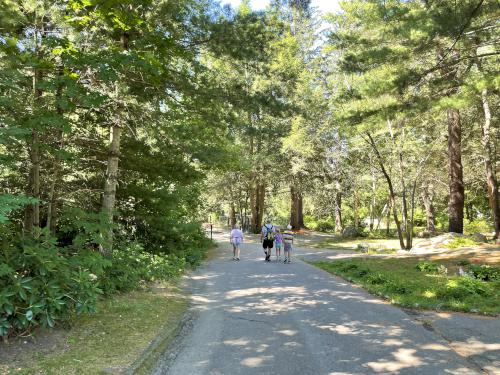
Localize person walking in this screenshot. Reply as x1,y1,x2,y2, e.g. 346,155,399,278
274,228,283,262
230,225,244,261
260,219,275,262
283,224,294,263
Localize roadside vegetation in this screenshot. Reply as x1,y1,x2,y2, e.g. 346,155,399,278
1,0,498,362
1,285,187,374
314,258,500,315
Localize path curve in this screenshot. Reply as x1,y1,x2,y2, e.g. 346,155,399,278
153,233,481,375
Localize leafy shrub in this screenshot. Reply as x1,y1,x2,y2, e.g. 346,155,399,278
0,221,193,337
0,229,103,337
445,237,479,249
467,265,500,282
438,278,493,299
464,219,493,235
416,261,440,273
304,217,336,232
386,282,410,294
366,273,390,285
100,243,186,295
456,259,471,266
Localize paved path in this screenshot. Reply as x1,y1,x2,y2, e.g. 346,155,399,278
153,234,488,375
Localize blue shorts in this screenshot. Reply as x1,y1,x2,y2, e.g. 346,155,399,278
232,238,242,247
284,243,292,252
275,243,283,250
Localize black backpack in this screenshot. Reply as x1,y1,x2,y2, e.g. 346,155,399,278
263,224,275,241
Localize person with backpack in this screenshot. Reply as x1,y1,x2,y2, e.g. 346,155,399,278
260,219,275,262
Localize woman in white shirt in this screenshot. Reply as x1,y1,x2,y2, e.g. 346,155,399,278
230,225,244,261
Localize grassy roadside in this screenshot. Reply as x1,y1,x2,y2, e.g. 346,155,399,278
311,237,402,251
1,285,187,375
313,258,499,315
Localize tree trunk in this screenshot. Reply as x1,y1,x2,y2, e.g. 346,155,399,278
46,64,65,234
421,185,436,234
298,193,305,228
290,184,299,229
369,165,376,231
447,108,464,233
397,139,410,248
257,183,265,228
101,121,122,254
100,34,129,255
366,132,406,249
408,179,417,250
250,179,265,234
24,68,43,234
475,55,500,242
437,46,465,234
229,202,236,227
334,180,342,234
353,187,360,229
386,198,391,236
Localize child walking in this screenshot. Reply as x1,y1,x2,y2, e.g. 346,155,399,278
283,225,294,263
274,229,283,262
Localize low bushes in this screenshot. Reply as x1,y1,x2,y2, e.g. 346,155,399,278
304,216,336,232
445,237,480,249
314,258,500,314
0,231,104,337
437,278,493,299
0,221,210,338
467,264,500,282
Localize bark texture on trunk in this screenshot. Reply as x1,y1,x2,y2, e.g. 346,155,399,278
298,194,304,228
229,203,236,227
250,180,265,234
290,184,305,230
24,69,43,234
101,123,122,253
100,32,129,255
421,185,436,234
447,108,464,233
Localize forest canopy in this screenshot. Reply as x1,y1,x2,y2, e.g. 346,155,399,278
0,0,498,337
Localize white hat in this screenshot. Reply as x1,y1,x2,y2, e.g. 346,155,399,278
287,224,292,230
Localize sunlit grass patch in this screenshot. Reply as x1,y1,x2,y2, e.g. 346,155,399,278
312,237,402,251
445,237,480,249
313,258,499,315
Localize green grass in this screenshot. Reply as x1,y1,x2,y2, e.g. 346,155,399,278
5,286,187,374
445,237,480,249
313,258,500,315
312,237,402,252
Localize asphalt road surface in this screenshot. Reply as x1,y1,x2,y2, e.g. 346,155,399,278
153,234,483,375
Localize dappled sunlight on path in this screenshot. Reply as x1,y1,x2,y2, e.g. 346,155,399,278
153,231,496,375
